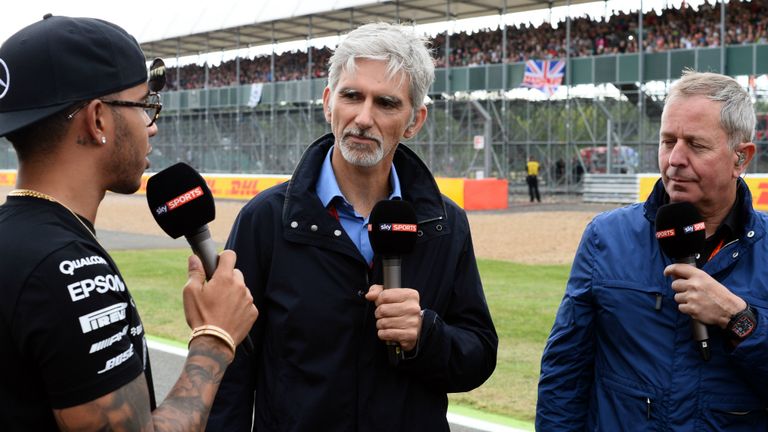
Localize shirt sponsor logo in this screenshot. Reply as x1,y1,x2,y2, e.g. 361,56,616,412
59,255,108,275
130,323,144,337
98,344,134,374
68,274,126,302
79,303,127,334
89,325,129,353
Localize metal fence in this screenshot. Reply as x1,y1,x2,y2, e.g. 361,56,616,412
2,88,767,195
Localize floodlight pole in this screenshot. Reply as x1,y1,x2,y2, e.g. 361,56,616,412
501,0,508,180
638,0,644,177
445,0,452,154
720,1,725,74
566,0,572,188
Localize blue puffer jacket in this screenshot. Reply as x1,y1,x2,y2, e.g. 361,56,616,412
207,133,497,431
537,178,768,431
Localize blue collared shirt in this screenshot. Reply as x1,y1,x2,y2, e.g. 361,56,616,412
316,146,402,264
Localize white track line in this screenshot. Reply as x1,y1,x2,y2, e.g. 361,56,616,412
148,339,530,432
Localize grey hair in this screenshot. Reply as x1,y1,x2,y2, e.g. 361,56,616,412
666,70,755,149
327,22,435,114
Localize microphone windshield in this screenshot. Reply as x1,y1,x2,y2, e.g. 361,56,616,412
655,201,706,259
146,162,215,239
368,200,418,256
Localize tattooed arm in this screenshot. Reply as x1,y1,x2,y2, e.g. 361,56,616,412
53,336,233,432
53,251,258,432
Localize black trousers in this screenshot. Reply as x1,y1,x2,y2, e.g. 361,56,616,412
526,175,541,202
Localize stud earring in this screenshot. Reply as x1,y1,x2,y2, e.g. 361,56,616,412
101,136,107,144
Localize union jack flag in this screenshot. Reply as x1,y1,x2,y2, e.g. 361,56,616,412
521,60,566,96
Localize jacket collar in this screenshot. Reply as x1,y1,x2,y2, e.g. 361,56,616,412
282,133,447,227
644,177,758,237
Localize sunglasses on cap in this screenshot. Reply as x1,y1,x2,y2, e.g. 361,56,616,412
66,58,167,127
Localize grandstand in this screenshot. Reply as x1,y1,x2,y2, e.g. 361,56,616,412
2,0,767,198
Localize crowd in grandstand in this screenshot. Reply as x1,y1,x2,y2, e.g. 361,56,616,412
165,0,768,90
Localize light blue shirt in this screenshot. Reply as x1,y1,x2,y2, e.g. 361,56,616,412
315,146,402,264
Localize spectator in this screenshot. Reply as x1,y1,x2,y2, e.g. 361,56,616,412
162,0,765,90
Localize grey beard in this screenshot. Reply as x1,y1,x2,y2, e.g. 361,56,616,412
338,131,384,167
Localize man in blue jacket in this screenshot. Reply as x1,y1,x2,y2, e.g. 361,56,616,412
206,22,498,431
537,71,768,430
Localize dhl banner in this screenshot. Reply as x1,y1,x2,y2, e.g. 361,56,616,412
0,169,506,210
0,170,16,187
638,173,768,212
136,173,291,200
134,173,484,208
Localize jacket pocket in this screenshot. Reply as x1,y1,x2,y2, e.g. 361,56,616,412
701,399,768,431
595,374,661,432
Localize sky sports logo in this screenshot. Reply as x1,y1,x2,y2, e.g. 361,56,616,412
369,223,418,232
154,186,204,215
655,222,704,239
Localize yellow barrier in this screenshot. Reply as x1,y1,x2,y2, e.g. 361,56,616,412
0,170,16,187
1,169,509,210
638,174,768,212
435,177,465,208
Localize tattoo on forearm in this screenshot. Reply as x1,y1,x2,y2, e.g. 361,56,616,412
54,337,233,432
54,375,152,431
152,336,232,431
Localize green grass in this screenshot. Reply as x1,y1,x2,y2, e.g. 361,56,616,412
112,249,569,424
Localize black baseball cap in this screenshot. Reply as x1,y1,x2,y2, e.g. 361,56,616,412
0,14,148,137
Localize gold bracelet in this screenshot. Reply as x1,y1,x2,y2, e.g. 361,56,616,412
189,325,236,355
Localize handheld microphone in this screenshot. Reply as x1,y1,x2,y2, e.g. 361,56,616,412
656,201,710,361
146,162,218,278
146,162,253,353
368,199,418,366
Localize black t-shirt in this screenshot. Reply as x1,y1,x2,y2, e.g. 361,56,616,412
0,196,154,431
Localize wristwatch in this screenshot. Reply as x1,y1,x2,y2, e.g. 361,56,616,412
726,304,757,341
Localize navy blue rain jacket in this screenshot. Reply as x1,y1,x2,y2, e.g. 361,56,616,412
207,134,498,431
537,179,768,431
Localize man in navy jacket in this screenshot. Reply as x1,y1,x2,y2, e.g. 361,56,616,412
537,71,768,430
207,22,497,431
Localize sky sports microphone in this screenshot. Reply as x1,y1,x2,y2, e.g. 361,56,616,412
368,199,418,366
146,162,254,353
146,162,218,278
655,201,710,361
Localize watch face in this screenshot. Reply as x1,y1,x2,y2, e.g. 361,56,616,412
732,315,756,339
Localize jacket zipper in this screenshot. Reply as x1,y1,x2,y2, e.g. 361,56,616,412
418,216,444,225
646,397,652,419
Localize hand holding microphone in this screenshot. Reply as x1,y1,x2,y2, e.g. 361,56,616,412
656,202,710,361
367,199,420,365
183,250,257,357
146,162,256,354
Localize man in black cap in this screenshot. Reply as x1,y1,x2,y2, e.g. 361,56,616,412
0,15,258,431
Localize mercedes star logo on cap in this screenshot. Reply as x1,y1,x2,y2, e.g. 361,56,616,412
0,59,9,99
